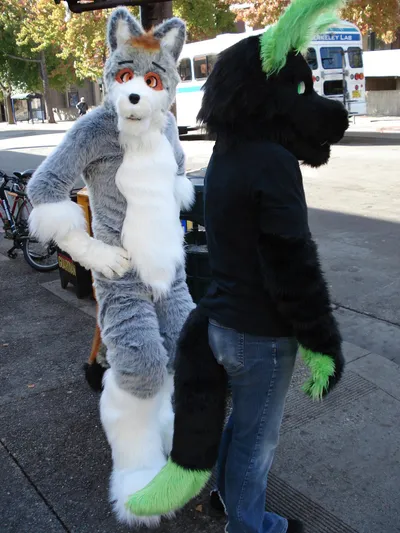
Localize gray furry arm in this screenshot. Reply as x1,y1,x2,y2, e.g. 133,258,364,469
27,111,107,206
26,109,131,278
165,112,194,210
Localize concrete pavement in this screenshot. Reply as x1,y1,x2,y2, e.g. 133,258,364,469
1,236,399,533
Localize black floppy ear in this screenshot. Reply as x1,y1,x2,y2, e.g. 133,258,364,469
153,18,186,62
107,7,144,52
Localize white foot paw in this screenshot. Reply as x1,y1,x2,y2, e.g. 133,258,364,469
111,466,174,527
159,376,174,457
160,406,174,457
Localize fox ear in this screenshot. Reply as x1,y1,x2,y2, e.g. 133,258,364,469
107,7,144,52
153,18,186,62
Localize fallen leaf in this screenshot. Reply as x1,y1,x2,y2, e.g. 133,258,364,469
195,504,203,513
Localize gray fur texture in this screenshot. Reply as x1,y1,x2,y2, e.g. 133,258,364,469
104,8,185,110
27,104,194,398
107,7,143,52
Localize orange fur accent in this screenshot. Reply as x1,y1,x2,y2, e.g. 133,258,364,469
129,32,160,51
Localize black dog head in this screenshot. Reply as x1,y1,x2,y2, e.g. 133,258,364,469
198,35,349,167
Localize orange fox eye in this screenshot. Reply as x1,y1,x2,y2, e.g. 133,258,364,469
115,68,134,84
144,72,163,91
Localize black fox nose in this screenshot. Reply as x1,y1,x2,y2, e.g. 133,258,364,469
129,93,140,105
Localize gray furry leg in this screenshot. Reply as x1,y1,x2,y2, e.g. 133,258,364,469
95,276,171,526
96,276,169,398
154,264,195,374
154,265,195,455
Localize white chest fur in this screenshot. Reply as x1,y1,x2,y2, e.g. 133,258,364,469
115,131,184,297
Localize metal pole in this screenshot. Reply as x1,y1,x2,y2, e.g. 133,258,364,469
341,49,346,110
140,1,172,31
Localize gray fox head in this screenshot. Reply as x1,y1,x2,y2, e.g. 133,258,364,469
104,7,185,137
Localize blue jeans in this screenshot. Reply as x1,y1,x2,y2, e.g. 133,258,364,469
208,319,298,533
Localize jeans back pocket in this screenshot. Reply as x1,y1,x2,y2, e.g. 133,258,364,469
208,319,245,375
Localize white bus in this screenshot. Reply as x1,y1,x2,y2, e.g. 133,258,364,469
176,20,366,133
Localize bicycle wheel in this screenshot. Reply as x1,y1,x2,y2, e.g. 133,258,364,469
22,237,59,272
15,200,59,272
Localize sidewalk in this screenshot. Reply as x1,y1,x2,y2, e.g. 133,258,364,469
1,236,399,533
346,116,400,141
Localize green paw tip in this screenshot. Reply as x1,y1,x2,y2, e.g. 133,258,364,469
300,347,335,401
126,458,211,516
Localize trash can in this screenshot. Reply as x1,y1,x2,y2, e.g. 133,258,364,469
57,186,94,299
181,170,212,303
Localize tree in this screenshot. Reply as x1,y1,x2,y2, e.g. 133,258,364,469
0,5,43,124
228,0,400,43
341,0,400,43
0,0,236,126
15,0,76,122
174,0,236,41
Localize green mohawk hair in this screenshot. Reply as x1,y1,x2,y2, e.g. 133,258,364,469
260,0,345,75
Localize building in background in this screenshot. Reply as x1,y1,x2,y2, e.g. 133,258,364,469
363,30,400,116
50,80,102,121
1,79,103,123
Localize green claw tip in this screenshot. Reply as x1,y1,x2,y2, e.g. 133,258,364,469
126,458,211,517
300,347,335,401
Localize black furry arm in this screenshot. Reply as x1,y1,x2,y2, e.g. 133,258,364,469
258,233,342,358
254,147,342,360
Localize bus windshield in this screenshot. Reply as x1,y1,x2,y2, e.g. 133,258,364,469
193,54,218,80
320,47,344,69
348,47,363,68
306,48,318,70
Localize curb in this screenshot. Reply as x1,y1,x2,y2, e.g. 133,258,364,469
342,130,400,144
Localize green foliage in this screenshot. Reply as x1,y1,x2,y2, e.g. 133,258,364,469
0,0,236,96
174,0,236,41
0,3,41,93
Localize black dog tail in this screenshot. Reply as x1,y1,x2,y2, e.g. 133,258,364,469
126,306,228,516
171,306,228,470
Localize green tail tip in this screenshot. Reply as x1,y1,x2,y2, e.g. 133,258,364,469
300,347,335,400
126,458,211,516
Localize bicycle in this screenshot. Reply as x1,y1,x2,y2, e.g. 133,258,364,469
0,169,58,272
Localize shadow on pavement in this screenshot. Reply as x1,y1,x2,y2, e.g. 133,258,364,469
0,151,47,175
0,129,67,141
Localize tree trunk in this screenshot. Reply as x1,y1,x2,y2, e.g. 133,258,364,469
4,92,15,125
40,50,56,124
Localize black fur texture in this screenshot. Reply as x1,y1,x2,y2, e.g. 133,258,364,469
171,307,228,470
84,361,106,392
210,490,226,514
198,36,349,168
258,234,344,393
287,519,304,533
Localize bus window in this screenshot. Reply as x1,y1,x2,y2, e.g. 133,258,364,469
206,54,218,74
320,47,345,69
348,47,363,69
178,58,192,81
306,48,318,70
324,80,345,96
194,54,218,80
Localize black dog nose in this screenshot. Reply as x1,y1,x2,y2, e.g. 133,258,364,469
129,93,140,105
